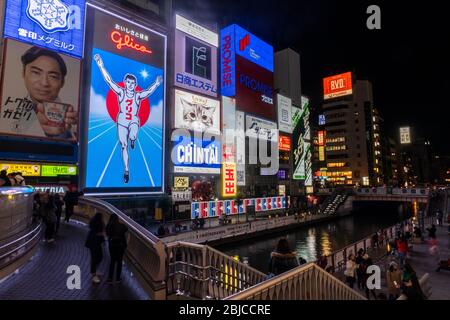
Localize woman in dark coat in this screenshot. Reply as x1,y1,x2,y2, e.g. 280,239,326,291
106,214,128,283
268,239,299,276
85,213,105,284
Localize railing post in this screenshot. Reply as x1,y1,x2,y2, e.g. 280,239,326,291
202,246,208,299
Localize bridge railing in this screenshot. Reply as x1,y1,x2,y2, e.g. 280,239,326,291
0,187,40,279
76,197,167,299
354,187,429,197
224,262,366,300
166,241,266,300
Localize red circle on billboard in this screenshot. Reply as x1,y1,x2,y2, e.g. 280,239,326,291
106,82,150,126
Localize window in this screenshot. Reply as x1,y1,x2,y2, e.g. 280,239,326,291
354,112,359,116
327,121,346,127
355,119,359,124
357,144,360,149
357,153,361,158
355,128,359,132
326,145,347,151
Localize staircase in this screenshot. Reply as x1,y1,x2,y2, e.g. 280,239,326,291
320,188,351,215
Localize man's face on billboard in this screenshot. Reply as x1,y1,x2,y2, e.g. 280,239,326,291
125,78,137,92
23,56,64,103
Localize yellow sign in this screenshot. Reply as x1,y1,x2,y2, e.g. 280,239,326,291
0,163,40,176
174,176,189,189
222,163,237,197
319,146,325,161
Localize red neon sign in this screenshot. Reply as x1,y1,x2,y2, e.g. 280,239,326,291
110,31,152,54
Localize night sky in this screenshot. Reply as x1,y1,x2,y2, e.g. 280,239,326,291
174,0,450,154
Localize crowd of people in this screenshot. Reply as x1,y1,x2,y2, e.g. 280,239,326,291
0,170,26,186
32,187,83,242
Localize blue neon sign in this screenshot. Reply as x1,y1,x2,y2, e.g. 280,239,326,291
173,134,221,174
233,24,273,72
220,25,236,97
220,24,273,98
3,0,85,58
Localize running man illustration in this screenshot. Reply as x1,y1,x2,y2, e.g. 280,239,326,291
94,54,163,183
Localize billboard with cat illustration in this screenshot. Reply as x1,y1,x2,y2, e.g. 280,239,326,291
174,89,220,134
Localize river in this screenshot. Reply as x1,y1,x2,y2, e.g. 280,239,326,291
216,202,411,273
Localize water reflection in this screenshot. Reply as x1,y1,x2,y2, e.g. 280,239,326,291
217,203,409,274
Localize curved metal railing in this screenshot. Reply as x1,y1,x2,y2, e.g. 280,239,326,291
0,186,40,278
224,262,367,300
76,196,167,299
166,241,267,300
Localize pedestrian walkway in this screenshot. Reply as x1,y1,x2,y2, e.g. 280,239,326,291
334,222,450,300
0,220,149,300
407,223,450,299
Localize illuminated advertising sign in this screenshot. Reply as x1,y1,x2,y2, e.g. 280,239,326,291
0,163,40,176
3,0,85,58
277,169,286,180
319,114,326,125
173,134,221,174
220,24,275,120
277,94,292,133
318,131,325,146
0,39,81,142
319,146,325,161
34,185,68,194
400,127,411,144
174,89,220,133
41,165,77,176
236,111,246,186
235,56,275,120
225,24,273,72
222,162,237,197
174,15,218,97
292,96,311,181
245,115,277,141
83,4,166,193
323,72,353,100
173,176,189,190
279,135,291,152
278,185,286,196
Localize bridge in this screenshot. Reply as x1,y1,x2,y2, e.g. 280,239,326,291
1,186,448,300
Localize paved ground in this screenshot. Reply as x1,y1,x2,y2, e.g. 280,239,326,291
0,220,149,300
334,222,450,300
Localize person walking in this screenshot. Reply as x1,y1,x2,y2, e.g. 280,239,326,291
14,172,26,186
402,263,426,300
64,186,83,223
54,193,64,235
106,214,128,284
85,213,105,284
361,253,378,300
42,193,56,243
344,253,357,289
355,249,365,290
386,262,402,300
396,236,408,269
268,239,299,276
0,170,12,186
426,224,437,239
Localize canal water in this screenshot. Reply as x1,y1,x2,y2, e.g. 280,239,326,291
216,202,411,274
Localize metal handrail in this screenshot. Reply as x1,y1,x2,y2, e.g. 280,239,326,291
0,224,41,260
166,241,266,299
76,197,167,298
225,262,367,300
0,224,42,251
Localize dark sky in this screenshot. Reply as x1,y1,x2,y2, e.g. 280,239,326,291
174,0,450,154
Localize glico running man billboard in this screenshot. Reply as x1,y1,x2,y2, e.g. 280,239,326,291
220,24,275,120
3,0,85,58
82,4,166,194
